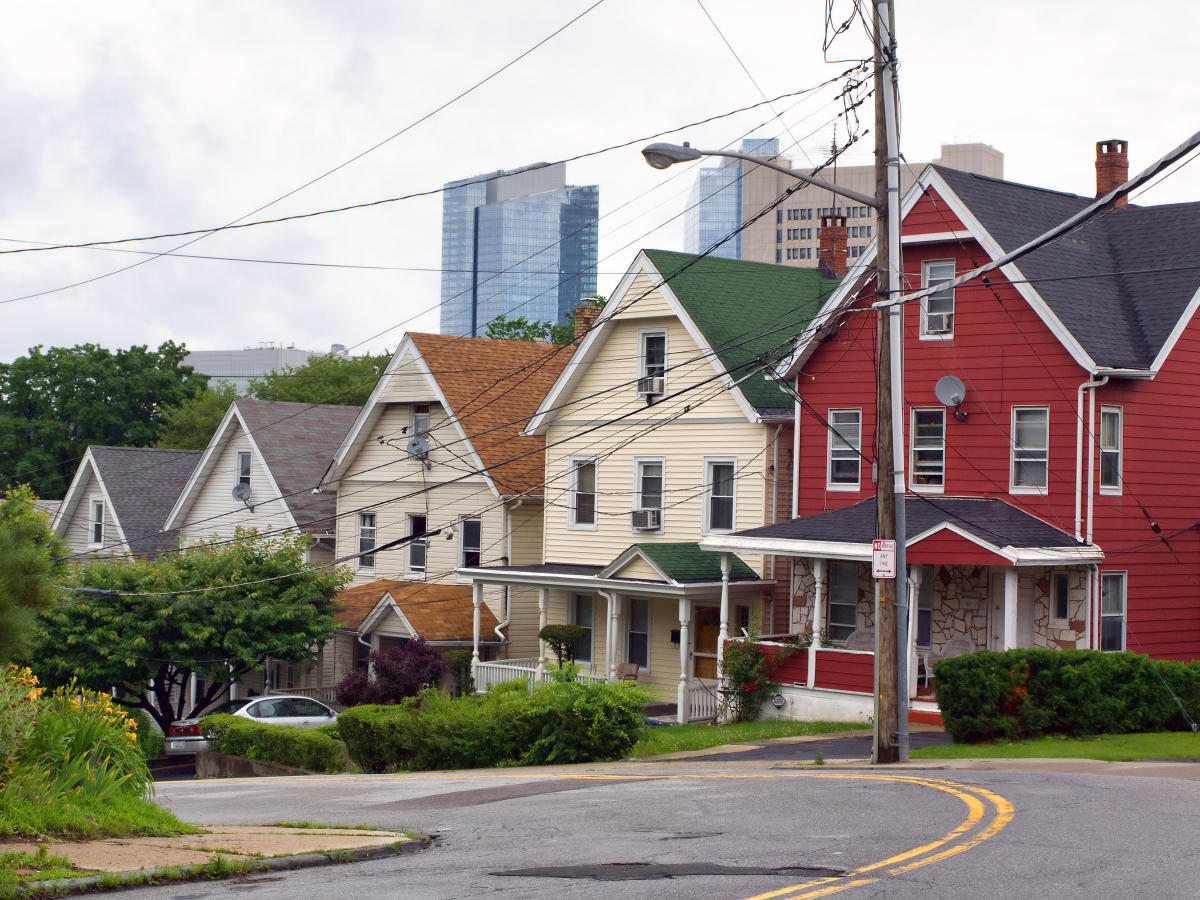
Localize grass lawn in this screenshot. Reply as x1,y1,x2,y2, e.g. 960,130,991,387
630,720,869,757
912,731,1200,762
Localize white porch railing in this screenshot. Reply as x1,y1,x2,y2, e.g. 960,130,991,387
473,660,623,693
687,679,720,723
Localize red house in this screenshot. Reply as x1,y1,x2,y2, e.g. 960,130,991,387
703,140,1200,719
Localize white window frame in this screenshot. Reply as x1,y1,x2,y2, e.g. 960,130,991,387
703,457,737,534
1050,571,1070,626
915,567,933,649
828,561,859,643
88,499,104,547
412,403,431,436
1100,571,1126,652
568,457,597,530
570,594,594,663
633,457,665,532
357,513,376,573
406,514,427,575
1010,406,1050,495
920,259,956,339
235,450,252,488
460,518,482,568
1099,405,1122,495
626,596,650,671
638,329,667,397
827,409,862,491
910,408,946,493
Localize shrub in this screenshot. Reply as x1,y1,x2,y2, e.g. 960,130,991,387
0,665,46,782
129,708,164,761
202,714,350,773
538,624,585,667
934,648,1200,743
339,677,647,772
335,639,446,707
722,630,779,722
444,649,474,697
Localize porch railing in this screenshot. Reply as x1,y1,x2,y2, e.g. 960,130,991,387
473,660,608,693
761,642,876,695
688,679,719,722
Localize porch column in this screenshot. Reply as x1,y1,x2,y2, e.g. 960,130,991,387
1003,568,1019,650
536,588,548,677
906,566,922,696
608,593,622,681
808,558,826,689
716,552,731,684
471,582,483,681
677,597,691,725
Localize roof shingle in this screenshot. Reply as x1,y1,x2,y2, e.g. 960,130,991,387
333,579,499,642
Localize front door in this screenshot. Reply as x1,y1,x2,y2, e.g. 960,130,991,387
693,606,720,679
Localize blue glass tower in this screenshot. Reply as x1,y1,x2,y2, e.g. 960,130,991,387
684,138,779,260
440,162,599,337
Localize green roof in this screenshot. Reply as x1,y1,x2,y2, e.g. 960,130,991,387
634,542,759,582
642,249,841,411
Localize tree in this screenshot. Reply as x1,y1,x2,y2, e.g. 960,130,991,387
539,624,585,667
249,352,390,406
335,639,446,707
0,485,66,663
155,383,239,450
0,341,207,497
31,530,349,734
484,296,607,346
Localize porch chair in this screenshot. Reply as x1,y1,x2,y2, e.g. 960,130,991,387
616,662,640,681
924,634,976,687
842,629,875,651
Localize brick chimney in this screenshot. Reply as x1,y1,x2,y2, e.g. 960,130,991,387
573,301,602,341
1096,139,1129,208
817,215,848,279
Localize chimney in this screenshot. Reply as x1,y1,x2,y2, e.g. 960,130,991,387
817,214,848,279
573,301,602,341
1096,139,1129,208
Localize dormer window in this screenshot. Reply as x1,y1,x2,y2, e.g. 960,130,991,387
638,330,666,399
920,260,955,338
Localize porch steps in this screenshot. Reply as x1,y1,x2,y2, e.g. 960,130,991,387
908,702,943,728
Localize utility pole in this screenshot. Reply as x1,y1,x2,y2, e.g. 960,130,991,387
871,0,907,765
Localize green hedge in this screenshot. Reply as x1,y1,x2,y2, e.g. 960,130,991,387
338,675,647,772
933,648,1200,743
201,714,351,773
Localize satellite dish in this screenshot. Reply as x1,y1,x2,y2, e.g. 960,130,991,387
934,375,968,421
232,482,252,502
406,433,432,469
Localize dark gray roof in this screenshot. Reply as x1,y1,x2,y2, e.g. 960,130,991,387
234,400,360,532
734,497,1087,550
467,562,606,578
88,446,201,557
934,165,1200,369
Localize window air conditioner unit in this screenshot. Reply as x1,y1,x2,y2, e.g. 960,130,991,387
925,312,953,334
637,375,665,397
631,508,662,530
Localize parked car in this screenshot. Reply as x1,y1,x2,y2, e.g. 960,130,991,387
165,695,338,757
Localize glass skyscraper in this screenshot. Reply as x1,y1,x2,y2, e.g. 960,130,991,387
684,138,779,260
440,161,599,337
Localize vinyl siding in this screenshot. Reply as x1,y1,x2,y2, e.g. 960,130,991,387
176,433,293,544
59,471,126,556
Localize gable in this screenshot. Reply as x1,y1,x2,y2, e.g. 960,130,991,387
905,526,1010,567
609,556,665,582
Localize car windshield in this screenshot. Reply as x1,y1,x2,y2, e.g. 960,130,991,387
210,698,253,716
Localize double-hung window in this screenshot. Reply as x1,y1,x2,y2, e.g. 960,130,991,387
412,404,430,436
627,597,649,668
236,451,252,489
638,331,666,398
1100,572,1126,651
915,567,933,648
460,519,482,568
704,458,736,532
1100,406,1122,493
910,408,945,491
920,259,956,338
827,409,862,490
1011,407,1049,493
570,594,594,663
407,514,427,574
828,561,859,642
569,458,597,529
89,499,104,547
634,458,664,530
357,513,376,573
1050,571,1070,625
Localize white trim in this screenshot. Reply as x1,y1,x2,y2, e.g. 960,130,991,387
625,595,651,673
406,512,429,575
1098,405,1123,496
701,456,737,534
235,450,252,488
53,449,130,552
1010,405,1050,496
826,408,862,491
1099,570,1127,652
919,259,956,340
87,498,105,548
901,230,973,245
567,456,598,530
459,518,483,568
909,407,946,494
632,456,665,534
637,326,668,399
355,512,376,574
1149,284,1200,373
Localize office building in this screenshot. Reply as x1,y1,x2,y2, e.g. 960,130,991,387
440,161,599,337
685,140,1003,268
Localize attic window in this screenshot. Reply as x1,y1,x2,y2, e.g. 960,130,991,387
89,499,104,547
236,451,251,488
413,404,430,436
920,260,956,338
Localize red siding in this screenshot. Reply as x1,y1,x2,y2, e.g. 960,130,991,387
766,647,808,684
906,529,1010,567
813,650,875,693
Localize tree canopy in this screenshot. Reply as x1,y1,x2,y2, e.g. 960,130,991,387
484,297,606,346
154,383,239,450
248,351,390,406
31,530,350,733
0,341,207,497
0,485,67,663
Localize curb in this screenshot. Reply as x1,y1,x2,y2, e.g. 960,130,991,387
16,834,436,898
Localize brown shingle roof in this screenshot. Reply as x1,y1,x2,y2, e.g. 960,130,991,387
408,334,573,496
332,579,500,642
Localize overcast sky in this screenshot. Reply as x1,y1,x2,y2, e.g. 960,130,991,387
2,0,1197,364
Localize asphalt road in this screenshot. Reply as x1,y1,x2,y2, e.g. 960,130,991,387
127,759,1200,899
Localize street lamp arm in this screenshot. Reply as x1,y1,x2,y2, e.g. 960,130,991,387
640,142,879,209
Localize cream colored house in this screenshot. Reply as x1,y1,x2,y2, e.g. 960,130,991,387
314,332,573,681
459,249,839,722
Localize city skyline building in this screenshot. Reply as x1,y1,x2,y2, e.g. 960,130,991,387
684,139,1004,268
439,161,599,337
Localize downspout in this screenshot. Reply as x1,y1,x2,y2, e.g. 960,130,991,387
495,498,524,645
1086,381,1106,543
768,424,783,630
791,394,801,520
1085,563,1096,650
1075,375,1108,540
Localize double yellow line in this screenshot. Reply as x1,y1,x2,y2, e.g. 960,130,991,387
739,773,1014,900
